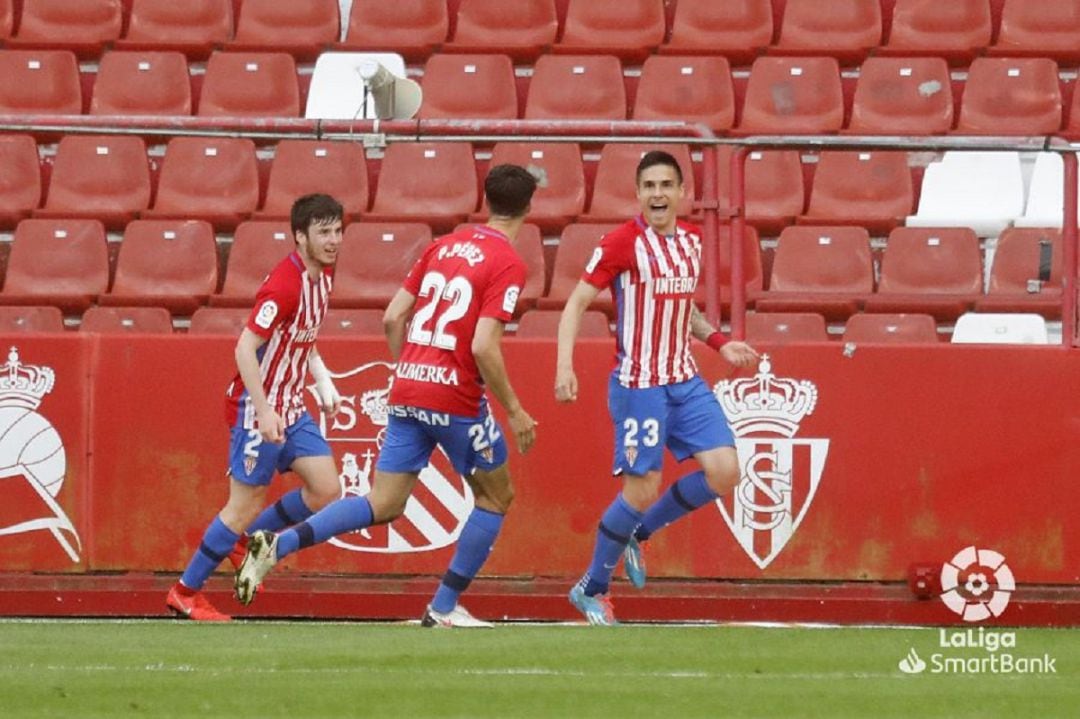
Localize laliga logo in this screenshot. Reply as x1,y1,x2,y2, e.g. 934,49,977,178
311,360,474,554
940,546,1015,622
714,355,827,569
0,347,81,562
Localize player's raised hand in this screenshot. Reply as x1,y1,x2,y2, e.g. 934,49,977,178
508,407,537,454
554,366,578,402
720,341,760,369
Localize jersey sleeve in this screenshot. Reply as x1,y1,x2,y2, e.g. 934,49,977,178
246,269,300,339
581,227,635,289
402,242,438,296
478,253,527,322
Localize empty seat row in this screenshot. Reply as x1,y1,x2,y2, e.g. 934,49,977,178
4,0,1080,66
746,310,1053,345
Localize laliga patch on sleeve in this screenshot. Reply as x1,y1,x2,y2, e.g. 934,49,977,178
502,286,521,314
254,300,278,329
585,247,603,274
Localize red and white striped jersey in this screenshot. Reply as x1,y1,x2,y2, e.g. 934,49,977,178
225,251,332,428
581,216,702,388
390,225,527,416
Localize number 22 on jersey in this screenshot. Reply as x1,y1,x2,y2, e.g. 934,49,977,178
408,271,474,350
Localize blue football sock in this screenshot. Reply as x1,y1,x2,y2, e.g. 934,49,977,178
180,516,240,591
244,489,315,534
582,495,643,596
634,471,718,542
276,495,373,560
430,508,504,613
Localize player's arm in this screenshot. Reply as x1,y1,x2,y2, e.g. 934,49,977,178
473,318,536,454
554,280,602,403
383,288,417,361
689,306,759,368
235,328,285,443
307,348,342,416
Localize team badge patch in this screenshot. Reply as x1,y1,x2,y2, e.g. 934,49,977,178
254,300,278,329
480,447,494,463
625,446,638,467
244,456,257,476
502,286,521,314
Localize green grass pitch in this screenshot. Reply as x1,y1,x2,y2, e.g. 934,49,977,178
0,620,1076,718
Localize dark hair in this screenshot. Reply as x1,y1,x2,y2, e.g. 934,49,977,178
635,150,683,184
291,193,344,237
485,164,538,218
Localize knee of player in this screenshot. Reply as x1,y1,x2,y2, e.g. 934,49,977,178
305,486,338,511
704,464,740,495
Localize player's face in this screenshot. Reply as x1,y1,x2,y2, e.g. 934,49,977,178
636,164,684,235
298,218,343,268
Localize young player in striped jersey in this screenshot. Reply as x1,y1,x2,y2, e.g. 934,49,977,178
555,151,759,625
235,165,539,627
166,194,345,621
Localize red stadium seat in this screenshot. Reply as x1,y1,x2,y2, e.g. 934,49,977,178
331,222,433,309
197,51,300,118
842,313,939,343
188,306,249,335
632,55,735,132
954,58,1062,135
340,0,448,63
121,0,234,59
10,0,123,58
0,306,65,333
147,137,259,230
455,222,545,315
80,305,174,334
417,54,518,120
524,55,626,121
91,51,192,116
800,151,914,234
583,143,696,222
320,308,387,336
366,143,478,233
1,219,109,313
745,312,829,343
230,0,339,60
259,140,369,220
537,223,620,313
847,57,954,135
515,309,610,338
0,135,42,229
446,0,557,63
977,228,1063,318
992,0,1080,63
883,0,992,64
36,135,151,229
0,0,12,39
864,227,982,320
0,50,81,115
556,0,666,63
692,224,765,309
719,148,807,235
771,0,882,64
475,143,586,232
661,0,773,65
754,225,873,320
212,221,294,307
737,56,844,134
102,220,218,315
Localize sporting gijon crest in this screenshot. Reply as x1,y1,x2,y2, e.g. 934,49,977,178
714,355,828,569
313,360,474,554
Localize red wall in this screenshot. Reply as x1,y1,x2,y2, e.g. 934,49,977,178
1,334,1077,587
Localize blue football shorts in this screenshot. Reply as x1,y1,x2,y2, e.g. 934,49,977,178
376,400,508,477
228,412,332,486
607,373,735,476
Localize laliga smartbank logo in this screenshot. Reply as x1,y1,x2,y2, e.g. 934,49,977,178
897,546,1057,676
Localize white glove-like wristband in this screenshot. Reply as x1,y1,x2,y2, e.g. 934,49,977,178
308,354,340,409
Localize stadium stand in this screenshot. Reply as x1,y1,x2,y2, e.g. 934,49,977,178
842,313,940,343
692,224,765,309
211,221,295,308
417,53,518,120
1015,153,1078,228
8,0,123,58
745,312,829,343
80,305,174,334
101,219,218,315
330,222,432,309
0,305,65,333
538,223,619,314
555,0,666,63
737,56,844,134
146,137,259,231
365,143,478,232
475,143,586,232
196,51,300,118
515,309,611,338
847,56,954,135
0,49,81,115
800,151,914,234
951,312,1049,344
258,140,369,221
770,0,882,64
229,0,340,60
882,0,993,64
660,0,773,64
977,228,1063,317
632,55,735,132
340,0,448,62
119,0,234,59
0,134,42,230
524,55,626,121
721,149,807,235
954,57,1062,135
187,306,249,335
582,144,696,222
990,0,1080,63
320,308,387,336
1,219,109,314
35,135,151,229
90,51,193,116
905,152,1024,237
445,0,558,63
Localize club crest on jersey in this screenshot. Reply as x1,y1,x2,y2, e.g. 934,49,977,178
713,355,828,569
625,446,639,467
314,360,474,555
0,347,81,563
244,456,257,476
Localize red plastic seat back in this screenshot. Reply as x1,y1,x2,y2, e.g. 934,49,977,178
81,306,174,334
878,227,983,293
91,51,193,116
770,226,874,293
0,50,81,114
418,54,518,120
110,220,219,311
217,221,295,303
0,306,65,333
558,0,666,61
525,55,626,121
4,219,109,301
633,55,735,132
42,135,151,226
773,0,882,61
152,137,259,228
261,140,369,219
745,312,829,343
197,51,299,118
123,0,234,58
368,143,479,221
664,0,773,63
738,56,844,133
885,0,992,62
342,0,448,61
231,0,339,58
547,223,620,305
803,151,914,232
987,228,1063,295
0,135,42,227
848,57,954,134
332,222,433,307
956,58,1062,135
843,313,939,343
